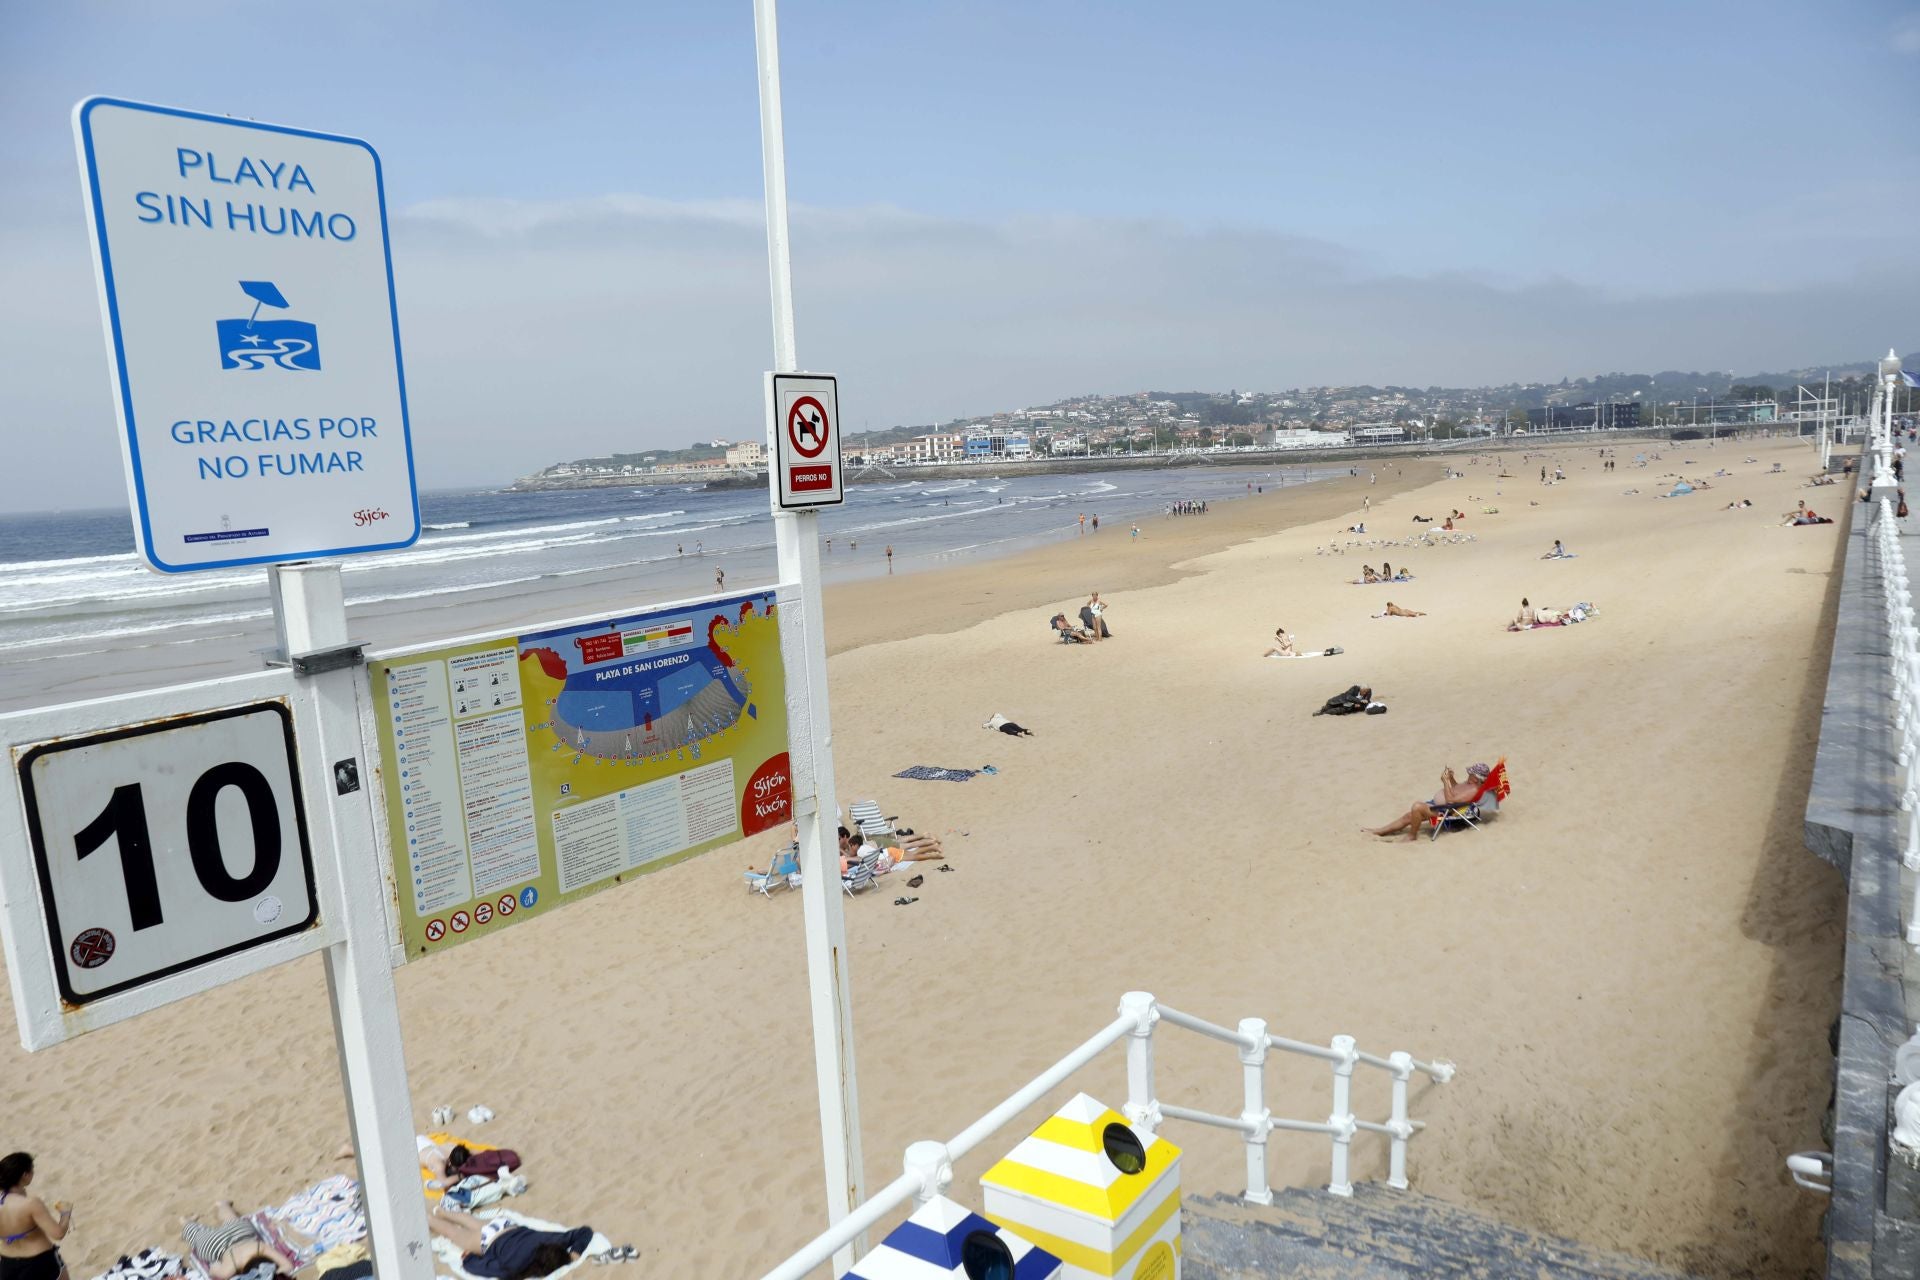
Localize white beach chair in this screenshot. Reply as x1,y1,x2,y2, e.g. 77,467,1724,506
841,849,883,896
848,800,896,841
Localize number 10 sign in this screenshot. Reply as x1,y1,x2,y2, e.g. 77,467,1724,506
2,694,322,1037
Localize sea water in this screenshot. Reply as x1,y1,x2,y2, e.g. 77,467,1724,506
0,463,1338,691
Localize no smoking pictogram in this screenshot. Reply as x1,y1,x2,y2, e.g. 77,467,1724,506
786,396,830,458
424,918,446,942
497,894,518,916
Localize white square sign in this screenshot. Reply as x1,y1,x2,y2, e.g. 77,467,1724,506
18,701,318,1005
74,97,420,572
768,372,843,509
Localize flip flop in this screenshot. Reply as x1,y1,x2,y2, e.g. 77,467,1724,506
906,874,924,888
893,896,918,906
936,864,954,872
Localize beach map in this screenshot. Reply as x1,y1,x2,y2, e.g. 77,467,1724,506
368,591,791,957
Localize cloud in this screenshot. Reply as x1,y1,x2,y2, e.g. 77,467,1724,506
2,194,1915,512
1895,13,1920,54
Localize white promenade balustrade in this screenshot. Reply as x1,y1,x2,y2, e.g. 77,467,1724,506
759,991,1454,1280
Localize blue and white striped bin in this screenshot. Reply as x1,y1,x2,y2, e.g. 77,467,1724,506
847,1194,1062,1280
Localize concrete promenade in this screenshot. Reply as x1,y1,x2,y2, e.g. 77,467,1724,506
1803,487,1920,1278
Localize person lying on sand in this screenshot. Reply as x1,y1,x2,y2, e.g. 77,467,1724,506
1375,602,1425,618
425,1138,522,1188
181,1203,296,1280
840,829,945,872
1362,763,1493,842
428,1208,593,1280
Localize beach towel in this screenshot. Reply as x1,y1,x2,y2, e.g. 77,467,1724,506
89,1249,183,1280
431,1210,611,1280
892,766,979,782
271,1175,366,1252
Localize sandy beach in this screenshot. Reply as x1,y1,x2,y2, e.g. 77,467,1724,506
0,437,1846,1279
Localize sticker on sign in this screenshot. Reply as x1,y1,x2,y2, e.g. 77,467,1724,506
768,373,843,510
72,97,421,572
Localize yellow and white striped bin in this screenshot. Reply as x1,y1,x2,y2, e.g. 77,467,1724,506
980,1092,1181,1280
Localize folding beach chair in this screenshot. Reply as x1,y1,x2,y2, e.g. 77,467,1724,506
1428,759,1511,840
842,849,883,896
848,800,897,841
744,844,800,898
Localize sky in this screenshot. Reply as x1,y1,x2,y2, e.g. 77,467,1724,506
3,0,1918,511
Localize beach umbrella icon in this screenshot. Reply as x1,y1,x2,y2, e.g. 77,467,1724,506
237,280,291,328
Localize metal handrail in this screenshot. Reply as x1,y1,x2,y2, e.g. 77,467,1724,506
758,991,1453,1278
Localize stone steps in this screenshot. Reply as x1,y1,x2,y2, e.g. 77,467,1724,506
1181,1185,1703,1279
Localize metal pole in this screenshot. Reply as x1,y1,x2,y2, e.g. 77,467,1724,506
269,563,433,1280
753,2,867,1270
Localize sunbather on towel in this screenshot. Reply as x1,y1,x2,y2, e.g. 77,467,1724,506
1264,627,1297,657
181,1204,295,1280
1509,598,1536,630
858,833,945,866
1375,602,1425,618
1363,763,1493,842
418,1137,489,1189
428,1210,590,1280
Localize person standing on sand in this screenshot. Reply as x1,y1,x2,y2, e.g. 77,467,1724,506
885,545,893,573
0,1154,72,1280
1091,515,1099,531
1078,513,1085,534
715,567,725,591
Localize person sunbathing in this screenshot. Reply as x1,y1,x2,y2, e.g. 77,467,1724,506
1510,597,1537,629
1264,627,1296,657
421,1138,521,1189
181,1203,296,1280
1360,565,1379,583
1377,602,1424,618
1543,540,1568,559
1363,763,1493,842
428,1209,593,1280
1050,613,1092,642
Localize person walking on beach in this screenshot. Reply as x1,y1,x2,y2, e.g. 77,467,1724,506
676,544,683,556
0,1154,72,1280
1078,513,1085,535
715,567,725,591
1091,515,1099,532
885,545,893,573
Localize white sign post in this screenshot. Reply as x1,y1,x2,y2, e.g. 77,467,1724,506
769,372,844,509
74,97,420,572
755,3,867,1273
56,96,436,1280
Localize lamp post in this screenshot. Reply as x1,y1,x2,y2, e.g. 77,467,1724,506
1874,349,1903,512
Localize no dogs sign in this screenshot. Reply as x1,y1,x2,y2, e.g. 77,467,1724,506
768,372,842,510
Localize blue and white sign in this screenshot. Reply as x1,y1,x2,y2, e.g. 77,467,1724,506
73,98,420,572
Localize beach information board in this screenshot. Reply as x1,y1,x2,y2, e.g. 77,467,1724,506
367,592,792,957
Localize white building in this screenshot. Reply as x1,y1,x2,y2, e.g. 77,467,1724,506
725,441,767,467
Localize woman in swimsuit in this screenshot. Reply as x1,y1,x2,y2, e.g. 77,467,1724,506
0,1153,72,1280
180,1202,294,1280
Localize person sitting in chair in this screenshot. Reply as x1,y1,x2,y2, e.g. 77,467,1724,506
1362,763,1494,842
1050,613,1092,642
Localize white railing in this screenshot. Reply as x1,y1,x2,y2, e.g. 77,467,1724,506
1872,498,1920,944
759,990,1453,1280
